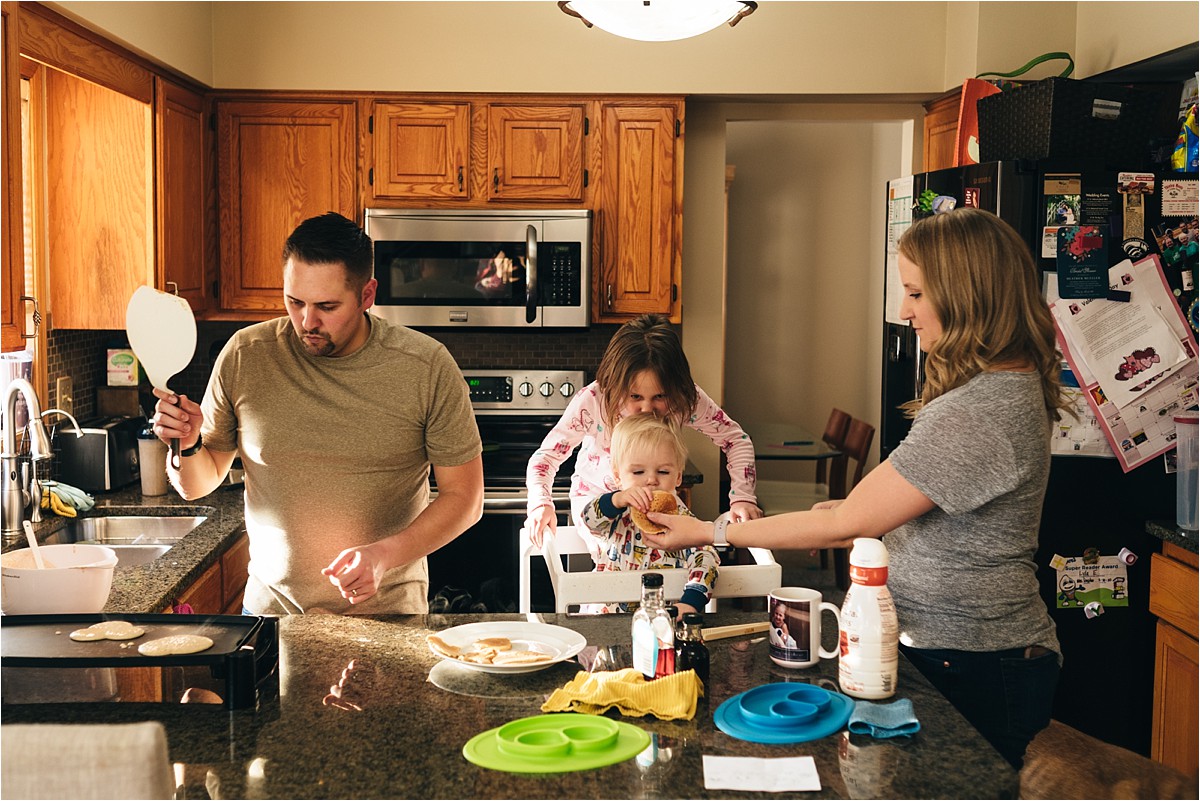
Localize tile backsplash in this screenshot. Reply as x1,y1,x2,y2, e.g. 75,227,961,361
46,321,620,422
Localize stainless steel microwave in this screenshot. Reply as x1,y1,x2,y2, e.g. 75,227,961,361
364,208,591,328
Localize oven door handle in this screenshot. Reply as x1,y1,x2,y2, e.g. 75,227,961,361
525,224,538,324
482,497,533,513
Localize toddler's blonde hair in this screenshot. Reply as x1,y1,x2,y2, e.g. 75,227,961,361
609,413,687,475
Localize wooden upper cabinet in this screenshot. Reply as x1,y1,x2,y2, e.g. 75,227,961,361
216,99,357,313
1,3,23,351
45,67,153,330
486,103,585,202
155,77,208,312
596,102,681,322
370,101,470,200
923,87,962,173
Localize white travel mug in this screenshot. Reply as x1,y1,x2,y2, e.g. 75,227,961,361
137,430,169,496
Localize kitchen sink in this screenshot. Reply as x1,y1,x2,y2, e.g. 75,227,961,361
43,515,207,567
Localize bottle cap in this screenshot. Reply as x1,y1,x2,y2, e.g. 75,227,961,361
682,612,703,625
641,572,663,587
849,537,889,568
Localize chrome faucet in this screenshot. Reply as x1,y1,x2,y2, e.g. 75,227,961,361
2,379,54,543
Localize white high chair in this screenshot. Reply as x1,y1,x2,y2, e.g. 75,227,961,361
517,525,781,614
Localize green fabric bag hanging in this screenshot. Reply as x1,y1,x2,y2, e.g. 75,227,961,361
976,51,1075,91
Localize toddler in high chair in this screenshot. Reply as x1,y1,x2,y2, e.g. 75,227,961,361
578,413,719,617
525,313,762,552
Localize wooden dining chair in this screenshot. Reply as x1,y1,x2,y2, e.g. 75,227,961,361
830,416,876,589
754,408,852,568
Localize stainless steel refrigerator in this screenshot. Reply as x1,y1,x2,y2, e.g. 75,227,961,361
881,160,1187,755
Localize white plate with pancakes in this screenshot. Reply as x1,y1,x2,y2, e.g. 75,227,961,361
426,621,587,674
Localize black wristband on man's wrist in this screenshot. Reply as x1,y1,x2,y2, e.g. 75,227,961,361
179,432,204,457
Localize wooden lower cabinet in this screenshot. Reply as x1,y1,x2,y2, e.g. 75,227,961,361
125,531,250,703
175,559,223,614
1149,541,1199,778
221,531,251,614
167,531,250,615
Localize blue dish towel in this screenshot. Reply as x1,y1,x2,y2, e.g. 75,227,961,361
847,698,920,739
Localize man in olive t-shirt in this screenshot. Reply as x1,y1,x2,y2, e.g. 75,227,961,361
151,213,483,614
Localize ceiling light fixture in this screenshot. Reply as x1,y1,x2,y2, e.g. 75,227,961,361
559,1,757,42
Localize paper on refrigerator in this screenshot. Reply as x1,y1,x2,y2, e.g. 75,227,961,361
885,176,914,325
1050,256,1200,472
1055,290,1186,410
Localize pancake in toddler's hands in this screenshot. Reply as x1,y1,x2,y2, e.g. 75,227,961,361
630,490,679,534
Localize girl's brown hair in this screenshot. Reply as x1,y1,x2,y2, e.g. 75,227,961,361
897,208,1069,421
595,314,699,428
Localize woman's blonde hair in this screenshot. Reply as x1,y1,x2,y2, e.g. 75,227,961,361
897,208,1068,421
595,314,698,428
609,413,688,475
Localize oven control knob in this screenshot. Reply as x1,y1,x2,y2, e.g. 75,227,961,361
539,381,554,397
559,382,575,397
518,381,534,397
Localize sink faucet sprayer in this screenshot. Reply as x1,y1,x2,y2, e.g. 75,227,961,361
3,379,55,543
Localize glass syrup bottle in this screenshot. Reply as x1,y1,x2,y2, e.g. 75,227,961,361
675,612,710,688
632,572,675,680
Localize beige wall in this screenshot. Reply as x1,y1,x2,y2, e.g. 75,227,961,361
680,104,918,517
1076,1,1198,77
49,1,215,85
54,1,950,93
51,2,1196,93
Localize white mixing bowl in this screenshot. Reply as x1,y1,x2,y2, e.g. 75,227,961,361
1,543,119,614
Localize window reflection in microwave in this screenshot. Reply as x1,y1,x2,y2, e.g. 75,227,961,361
388,252,526,300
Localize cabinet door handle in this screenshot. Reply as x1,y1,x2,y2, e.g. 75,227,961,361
19,296,40,339
457,166,464,192
606,283,613,310
493,168,499,192
166,281,179,297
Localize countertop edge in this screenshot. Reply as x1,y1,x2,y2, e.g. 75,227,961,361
1146,520,1199,554
6,484,248,614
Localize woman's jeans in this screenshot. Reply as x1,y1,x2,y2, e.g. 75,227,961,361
900,643,1059,770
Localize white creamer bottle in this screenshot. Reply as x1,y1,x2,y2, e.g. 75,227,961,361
839,537,898,699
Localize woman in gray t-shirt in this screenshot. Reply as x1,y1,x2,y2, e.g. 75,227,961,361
644,208,1069,770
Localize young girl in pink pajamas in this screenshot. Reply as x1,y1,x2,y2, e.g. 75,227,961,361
525,314,762,551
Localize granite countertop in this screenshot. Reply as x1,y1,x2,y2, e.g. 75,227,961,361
1,611,1018,799
2,483,248,613
1146,520,1198,554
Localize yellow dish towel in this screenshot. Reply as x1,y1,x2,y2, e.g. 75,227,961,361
41,490,76,518
541,668,704,721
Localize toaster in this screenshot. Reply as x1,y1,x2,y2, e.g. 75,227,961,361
54,416,145,493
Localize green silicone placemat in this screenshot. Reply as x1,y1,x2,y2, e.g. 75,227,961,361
463,713,650,774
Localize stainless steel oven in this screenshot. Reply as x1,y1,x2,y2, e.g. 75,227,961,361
426,369,585,612
364,209,591,328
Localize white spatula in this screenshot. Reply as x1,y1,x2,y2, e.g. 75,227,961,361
125,286,197,469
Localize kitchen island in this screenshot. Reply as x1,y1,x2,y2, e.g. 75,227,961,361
2,611,1019,799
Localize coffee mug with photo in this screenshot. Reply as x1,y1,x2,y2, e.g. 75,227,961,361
768,587,841,669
